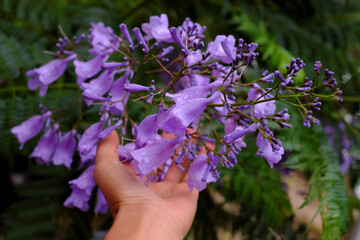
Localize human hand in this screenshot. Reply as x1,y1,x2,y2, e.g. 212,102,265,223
94,130,202,240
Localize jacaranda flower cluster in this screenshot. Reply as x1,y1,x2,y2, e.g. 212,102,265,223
11,14,343,213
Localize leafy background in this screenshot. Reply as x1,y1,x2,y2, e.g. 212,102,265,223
1,0,359,239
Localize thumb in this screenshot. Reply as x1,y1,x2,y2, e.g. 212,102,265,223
94,131,146,217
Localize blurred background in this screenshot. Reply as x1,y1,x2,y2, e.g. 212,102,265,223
0,0,359,239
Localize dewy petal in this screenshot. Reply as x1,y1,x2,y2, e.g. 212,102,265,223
247,83,276,118
78,121,104,155
160,92,220,136
64,165,96,211
52,129,77,169
81,70,115,104
95,188,109,214
165,80,222,105
207,35,236,64
26,55,76,95
74,55,107,85
141,14,173,43
131,137,185,178
136,114,159,148
80,146,97,167
187,154,217,192
30,124,59,165
11,111,51,150
256,133,284,168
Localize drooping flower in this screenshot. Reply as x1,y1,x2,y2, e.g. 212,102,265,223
78,121,104,155
80,146,97,167
135,114,159,148
187,154,217,191
81,70,115,104
165,80,222,105
52,129,77,169
247,83,276,118
74,55,108,86
107,71,130,115
30,124,59,165
64,165,96,211
11,111,51,150
95,188,109,214
160,92,220,136
88,22,120,55
256,133,284,168
130,137,184,179
141,14,173,43
27,54,77,96
207,35,236,64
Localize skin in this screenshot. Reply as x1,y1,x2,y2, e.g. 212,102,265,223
94,131,201,240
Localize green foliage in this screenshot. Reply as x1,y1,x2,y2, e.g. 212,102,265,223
217,136,292,237
281,106,350,239
4,164,94,240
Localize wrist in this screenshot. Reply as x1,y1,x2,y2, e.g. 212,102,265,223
105,203,183,240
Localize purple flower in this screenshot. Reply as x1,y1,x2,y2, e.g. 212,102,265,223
178,18,206,46
64,165,96,211
207,35,236,64
212,64,238,84
52,130,77,169
165,80,222,105
11,111,51,150
224,118,248,149
118,142,135,161
88,22,119,55
247,83,276,118
256,133,284,168
74,55,107,85
78,121,104,155
159,92,220,136
30,124,59,165
130,137,184,179
79,146,97,168
136,114,159,148
179,74,210,88
27,54,77,96
141,14,173,43
224,122,259,143
185,50,203,66
107,72,130,115
95,188,109,214
81,70,115,104
187,154,217,191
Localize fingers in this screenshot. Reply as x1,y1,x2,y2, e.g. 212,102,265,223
94,131,146,217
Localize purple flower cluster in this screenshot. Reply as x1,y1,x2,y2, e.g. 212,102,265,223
11,14,343,213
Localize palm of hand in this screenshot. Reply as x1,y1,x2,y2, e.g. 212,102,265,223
94,131,199,239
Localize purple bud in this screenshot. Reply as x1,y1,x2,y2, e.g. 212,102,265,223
119,24,134,50
169,27,188,54
124,83,152,92
132,27,149,53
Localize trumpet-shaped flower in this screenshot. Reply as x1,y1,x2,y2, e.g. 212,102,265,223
142,14,173,43
52,130,77,169
30,124,59,165
64,165,96,211
27,54,77,96
11,111,51,150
